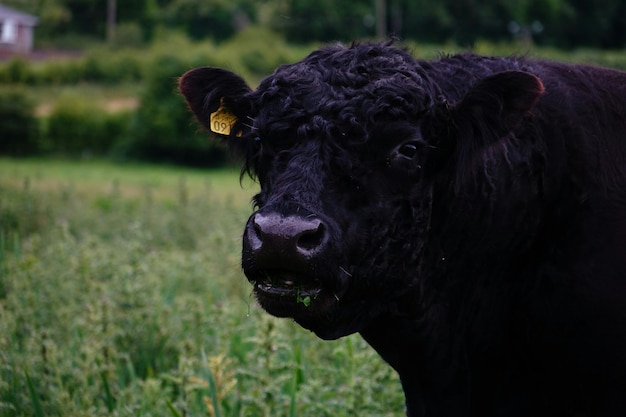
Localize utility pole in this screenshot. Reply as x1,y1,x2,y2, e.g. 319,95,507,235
107,0,116,43
376,0,387,40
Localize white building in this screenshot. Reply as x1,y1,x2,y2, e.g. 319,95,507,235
0,4,38,54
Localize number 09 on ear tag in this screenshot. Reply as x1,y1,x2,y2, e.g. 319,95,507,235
210,103,241,137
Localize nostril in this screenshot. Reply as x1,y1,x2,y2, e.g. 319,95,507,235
246,214,266,251
297,222,326,252
253,218,263,240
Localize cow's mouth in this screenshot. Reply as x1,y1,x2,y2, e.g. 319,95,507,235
253,270,323,299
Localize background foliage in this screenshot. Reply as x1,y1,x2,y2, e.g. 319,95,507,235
0,87,38,156
2,0,626,48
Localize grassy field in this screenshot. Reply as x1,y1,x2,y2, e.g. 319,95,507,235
0,158,404,417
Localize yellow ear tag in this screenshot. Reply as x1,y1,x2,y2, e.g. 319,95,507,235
209,101,241,137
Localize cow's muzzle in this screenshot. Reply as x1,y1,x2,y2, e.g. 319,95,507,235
247,211,328,262
242,209,338,316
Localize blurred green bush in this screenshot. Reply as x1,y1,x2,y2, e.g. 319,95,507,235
120,54,229,167
45,94,131,157
0,27,312,87
0,87,39,156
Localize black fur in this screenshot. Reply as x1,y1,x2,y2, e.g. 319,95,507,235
180,42,626,417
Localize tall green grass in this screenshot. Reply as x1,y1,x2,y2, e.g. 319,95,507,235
0,158,404,417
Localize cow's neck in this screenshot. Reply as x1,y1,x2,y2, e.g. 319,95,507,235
359,290,471,415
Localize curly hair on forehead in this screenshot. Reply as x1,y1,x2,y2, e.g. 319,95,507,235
248,42,437,141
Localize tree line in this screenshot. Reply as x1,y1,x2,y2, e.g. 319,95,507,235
3,0,626,49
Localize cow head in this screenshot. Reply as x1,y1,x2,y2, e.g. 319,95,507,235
179,43,544,340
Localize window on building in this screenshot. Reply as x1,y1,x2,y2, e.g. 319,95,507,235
0,19,17,44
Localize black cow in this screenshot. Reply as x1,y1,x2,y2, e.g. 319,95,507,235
180,42,626,416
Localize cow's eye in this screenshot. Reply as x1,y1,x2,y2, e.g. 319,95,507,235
398,143,419,159
386,141,423,170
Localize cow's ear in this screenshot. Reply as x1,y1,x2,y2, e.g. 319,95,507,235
445,71,544,185
455,71,544,139
179,67,252,137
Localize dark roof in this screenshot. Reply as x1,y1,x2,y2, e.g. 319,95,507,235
0,4,38,26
